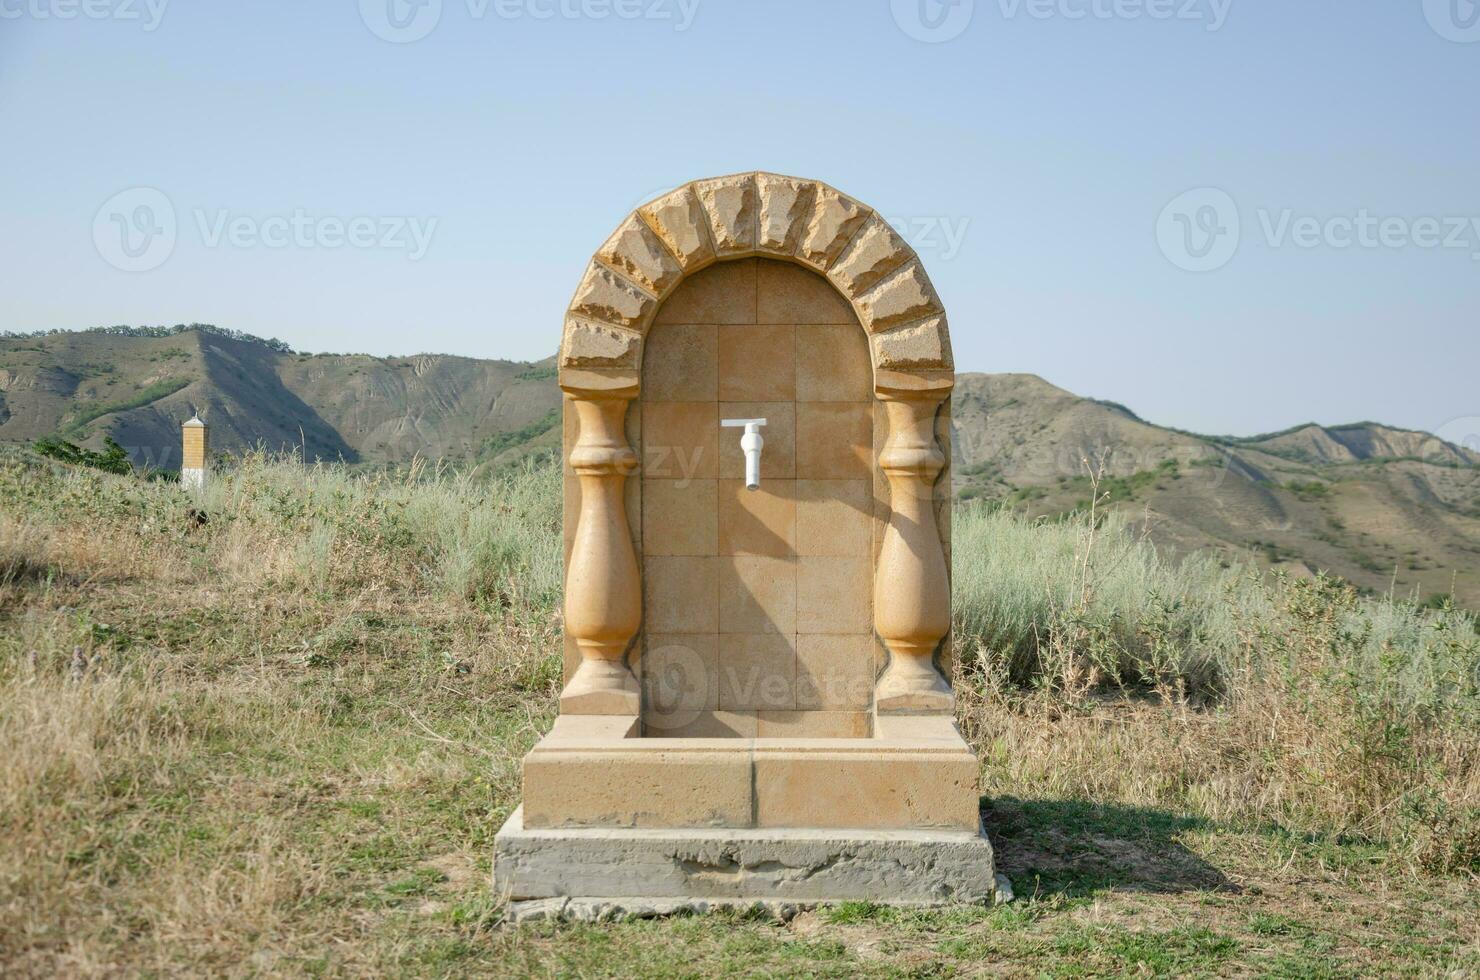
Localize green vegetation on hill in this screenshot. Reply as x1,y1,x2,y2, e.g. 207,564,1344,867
60,377,191,437
479,409,558,462
0,450,1476,974
1,322,295,353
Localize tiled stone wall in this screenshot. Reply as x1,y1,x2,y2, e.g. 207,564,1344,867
639,258,876,738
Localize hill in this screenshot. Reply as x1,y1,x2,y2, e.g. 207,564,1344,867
4,326,1479,605
951,373,1480,607
0,326,560,469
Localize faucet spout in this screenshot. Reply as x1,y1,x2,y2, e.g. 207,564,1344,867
721,418,768,491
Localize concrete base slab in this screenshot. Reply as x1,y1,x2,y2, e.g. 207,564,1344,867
494,807,999,906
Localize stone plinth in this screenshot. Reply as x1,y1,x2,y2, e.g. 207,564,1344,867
495,812,996,906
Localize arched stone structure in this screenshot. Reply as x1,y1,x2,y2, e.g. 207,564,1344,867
558,173,957,721
558,172,954,392
494,176,995,909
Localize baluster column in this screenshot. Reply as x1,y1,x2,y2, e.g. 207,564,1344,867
873,385,954,714
560,388,641,715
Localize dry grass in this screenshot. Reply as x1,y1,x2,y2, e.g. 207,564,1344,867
0,449,1476,977
954,476,1480,876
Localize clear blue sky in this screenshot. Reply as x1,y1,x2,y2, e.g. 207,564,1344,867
2,0,1476,436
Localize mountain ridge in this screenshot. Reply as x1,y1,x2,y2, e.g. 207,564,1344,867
4,327,1478,606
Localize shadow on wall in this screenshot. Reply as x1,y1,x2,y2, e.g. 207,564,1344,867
984,797,1238,898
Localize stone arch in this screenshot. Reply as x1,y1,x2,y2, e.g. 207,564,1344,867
557,173,957,719
558,172,954,397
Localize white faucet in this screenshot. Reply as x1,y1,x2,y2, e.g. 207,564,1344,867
721,418,767,491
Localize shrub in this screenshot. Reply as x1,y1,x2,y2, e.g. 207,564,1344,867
31,436,132,475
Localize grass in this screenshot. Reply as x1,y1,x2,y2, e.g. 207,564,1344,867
0,449,1477,977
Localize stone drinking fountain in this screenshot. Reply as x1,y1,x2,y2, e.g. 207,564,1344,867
494,172,996,910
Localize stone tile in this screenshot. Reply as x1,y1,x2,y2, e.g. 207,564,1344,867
642,479,716,557
644,709,757,738
718,323,795,401
795,402,872,480
642,634,719,712
524,750,752,828
796,323,872,402
795,479,872,557
643,323,717,401
718,556,796,634
644,556,718,634
642,401,717,480
718,633,796,710
653,259,757,325
756,710,871,738
717,402,794,480
757,259,856,325
797,557,872,635
796,634,875,709
718,479,795,557
752,752,979,830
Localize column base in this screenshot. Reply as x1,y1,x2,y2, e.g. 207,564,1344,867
494,806,999,906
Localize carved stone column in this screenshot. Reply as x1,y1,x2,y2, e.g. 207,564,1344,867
560,386,641,715
873,383,953,714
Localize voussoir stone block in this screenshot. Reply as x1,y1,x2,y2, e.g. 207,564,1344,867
755,173,816,257
854,260,943,333
639,186,716,272
828,214,913,298
569,261,655,329
695,174,759,257
598,213,683,298
562,317,643,368
872,316,953,370
797,185,871,272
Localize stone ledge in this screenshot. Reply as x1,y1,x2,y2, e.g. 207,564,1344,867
494,807,999,905
505,875,1015,924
